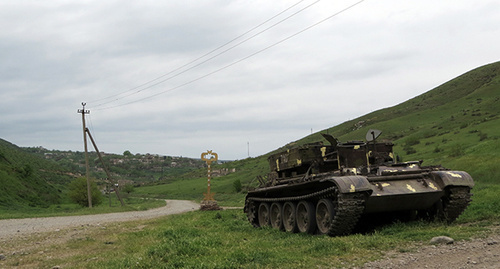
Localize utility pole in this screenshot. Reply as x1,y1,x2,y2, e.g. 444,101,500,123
78,102,92,208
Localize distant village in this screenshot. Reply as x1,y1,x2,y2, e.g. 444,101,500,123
27,147,236,186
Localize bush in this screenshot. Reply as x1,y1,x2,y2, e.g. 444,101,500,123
233,179,242,193
123,184,135,194
404,146,417,155
68,177,103,207
449,144,465,157
478,132,488,141
404,137,420,146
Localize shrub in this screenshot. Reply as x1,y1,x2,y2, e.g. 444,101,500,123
405,137,420,146
123,184,135,194
233,179,242,193
449,144,464,157
404,146,417,155
478,132,488,141
68,177,103,207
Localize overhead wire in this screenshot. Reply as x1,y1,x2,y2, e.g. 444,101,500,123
90,0,309,107
95,0,365,111
94,0,321,109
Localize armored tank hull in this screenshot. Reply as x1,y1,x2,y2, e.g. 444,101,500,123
244,131,474,236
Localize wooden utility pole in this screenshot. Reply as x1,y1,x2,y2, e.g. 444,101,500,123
78,102,92,208
86,128,125,206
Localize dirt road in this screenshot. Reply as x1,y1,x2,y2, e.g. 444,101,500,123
0,200,198,240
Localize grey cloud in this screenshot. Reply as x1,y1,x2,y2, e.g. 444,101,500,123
1,1,499,159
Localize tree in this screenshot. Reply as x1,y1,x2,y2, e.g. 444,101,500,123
123,150,132,157
68,177,103,207
123,184,135,194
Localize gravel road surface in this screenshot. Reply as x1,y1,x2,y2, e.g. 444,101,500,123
0,200,198,240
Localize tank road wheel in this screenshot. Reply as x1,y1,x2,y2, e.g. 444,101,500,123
270,202,283,230
296,201,317,234
316,199,335,235
282,202,298,233
258,203,271,227
245,200,259,227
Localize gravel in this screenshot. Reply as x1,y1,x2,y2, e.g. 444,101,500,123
359,229,500,269
0,199,198,240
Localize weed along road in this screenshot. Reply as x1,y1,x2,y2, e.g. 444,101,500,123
0,200,198,239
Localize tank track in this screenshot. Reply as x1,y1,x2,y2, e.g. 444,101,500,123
442,186,473,223
246,187,368,236
327,192,367,236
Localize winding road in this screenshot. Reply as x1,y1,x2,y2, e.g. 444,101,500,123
0,200,199,239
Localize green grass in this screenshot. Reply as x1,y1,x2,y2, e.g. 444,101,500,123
10,209,488,269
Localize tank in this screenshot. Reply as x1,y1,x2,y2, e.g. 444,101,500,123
244,130,474,236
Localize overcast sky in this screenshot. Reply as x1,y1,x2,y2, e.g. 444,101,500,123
1,0,499,160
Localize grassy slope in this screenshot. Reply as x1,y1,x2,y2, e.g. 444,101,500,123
0,139,169,218
136,61,500,215
0,139,68,208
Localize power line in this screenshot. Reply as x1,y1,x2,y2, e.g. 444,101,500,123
90,0,309,107
95,0,365,111
94,0,321,109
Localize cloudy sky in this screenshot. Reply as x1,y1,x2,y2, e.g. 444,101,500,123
1,0,499,160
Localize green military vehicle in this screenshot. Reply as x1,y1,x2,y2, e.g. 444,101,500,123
244,130,474,236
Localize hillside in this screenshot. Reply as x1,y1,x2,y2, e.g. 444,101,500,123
0,139,70,208
136,61,500,212
275,61,500,202
0,140,207,212
310,60,500,181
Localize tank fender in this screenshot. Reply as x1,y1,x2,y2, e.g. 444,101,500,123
430,171,474,189
322,175,373,194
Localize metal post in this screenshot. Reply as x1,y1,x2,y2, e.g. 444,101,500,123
201,150,218,201
78,102,92,208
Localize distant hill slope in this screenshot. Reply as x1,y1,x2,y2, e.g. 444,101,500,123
331,60,498,139
137,61,499,208
286,60,500,182
0,139,71,208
